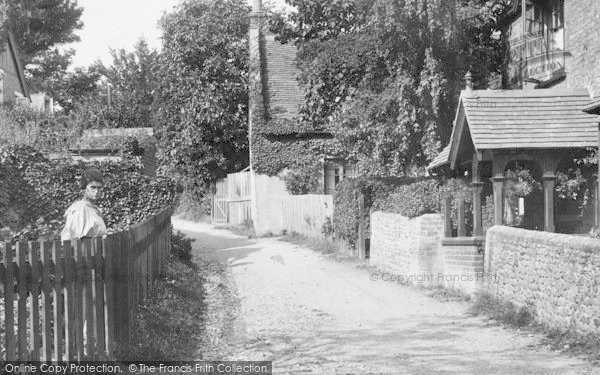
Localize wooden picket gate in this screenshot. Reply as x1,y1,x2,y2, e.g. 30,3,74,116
212,169,252,226
0,208,172,361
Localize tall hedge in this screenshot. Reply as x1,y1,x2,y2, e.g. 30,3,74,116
373,179,441,218
0,145,178,241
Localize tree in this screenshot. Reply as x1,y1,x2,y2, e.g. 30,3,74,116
93,39,159,128
25,47,75,94
2,0,83,94
272,0,507,176
4,0,83,62
154,0,250,190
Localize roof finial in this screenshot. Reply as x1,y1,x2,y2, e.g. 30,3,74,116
465,71,473,94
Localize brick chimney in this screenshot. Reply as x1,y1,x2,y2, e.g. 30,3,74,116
248,0,264,166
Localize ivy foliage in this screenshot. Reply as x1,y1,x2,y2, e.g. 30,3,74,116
332,176,415,245
333,176,487,244
271,0,507,175
0,145,177,241
154,0,250,191
373,179,442,218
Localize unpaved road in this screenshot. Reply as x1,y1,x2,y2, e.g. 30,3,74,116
173,218,599,375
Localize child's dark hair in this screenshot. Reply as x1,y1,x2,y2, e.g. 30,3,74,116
81,168,103,189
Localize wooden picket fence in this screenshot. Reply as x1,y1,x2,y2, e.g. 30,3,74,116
282,195,333,239
0,208,172,361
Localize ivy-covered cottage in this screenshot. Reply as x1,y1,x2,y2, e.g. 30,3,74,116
218,0,349,234
0,32,30,106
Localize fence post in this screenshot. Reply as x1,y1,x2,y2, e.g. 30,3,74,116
358,193,366,260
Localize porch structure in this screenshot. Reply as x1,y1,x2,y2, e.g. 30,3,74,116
430,85,600,236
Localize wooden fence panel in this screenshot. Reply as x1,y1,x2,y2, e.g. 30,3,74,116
282,195,334,239
93,238,105,357
62,241,73,360
0,208,173,361
28,241,41,361
16,242,28,360
40,241,52,361
74,241,84,360
3,242,16,360
103,236,114,357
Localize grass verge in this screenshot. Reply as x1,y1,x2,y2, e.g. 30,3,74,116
469,291,600,364
115,255,206,361
222,220,256,238
426,285,471,302
280,232,338,255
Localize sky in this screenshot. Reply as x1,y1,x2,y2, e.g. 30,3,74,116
68,0,290,69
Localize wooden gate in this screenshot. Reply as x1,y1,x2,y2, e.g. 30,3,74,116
212,169,251,226
212,195,228,225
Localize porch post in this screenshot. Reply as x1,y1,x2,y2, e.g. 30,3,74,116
542,175,556,232
472,155,483,236
443,196,452,237
491,177,504,226
594,174,599,228
541,155,559,233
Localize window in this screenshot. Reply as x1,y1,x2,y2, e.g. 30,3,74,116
324,161,356,195
507,0,565,87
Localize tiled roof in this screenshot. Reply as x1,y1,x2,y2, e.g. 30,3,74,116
263,34,304,120
460,88,599,149
426,145,450,170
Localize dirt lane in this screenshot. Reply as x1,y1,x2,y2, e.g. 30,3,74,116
173,218,598,375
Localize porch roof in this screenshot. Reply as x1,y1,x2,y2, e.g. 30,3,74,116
426,145,449,170
447,88,600,169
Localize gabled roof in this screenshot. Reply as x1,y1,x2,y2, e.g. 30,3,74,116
6,32,30,99
447,88,600,169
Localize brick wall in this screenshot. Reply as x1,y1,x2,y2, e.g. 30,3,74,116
485,226,600,338
441,238,485,293
369,212,444,286
554,0,600,95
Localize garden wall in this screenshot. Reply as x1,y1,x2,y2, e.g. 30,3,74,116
485,226,600,338
369,212,444,286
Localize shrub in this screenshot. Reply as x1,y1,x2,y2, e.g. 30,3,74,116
373,179,441,217
171,228,194,262
282,163,323,195
175,187,211,222
0,105,82,153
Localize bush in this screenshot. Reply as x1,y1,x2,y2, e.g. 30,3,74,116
373,179,441,217
174,188,211,222
0,105,82,153
282,163,323,195
171,228,194,262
